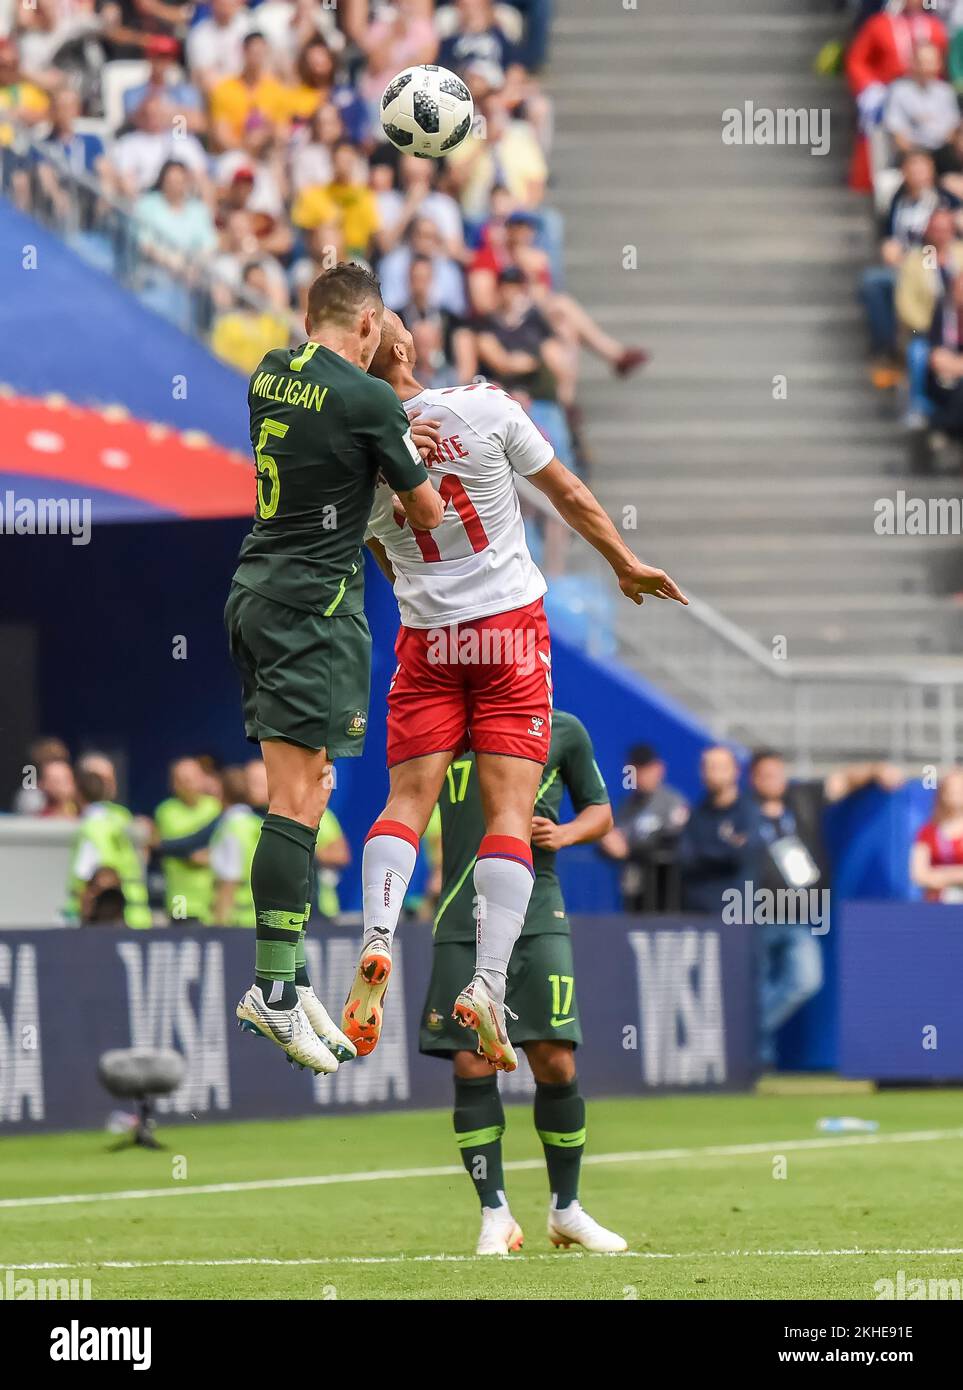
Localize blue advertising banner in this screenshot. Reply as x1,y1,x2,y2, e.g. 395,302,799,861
0,917,757,1133
838,902,963,1080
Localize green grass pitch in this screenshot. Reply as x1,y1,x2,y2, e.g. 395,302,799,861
1,1089,961,1300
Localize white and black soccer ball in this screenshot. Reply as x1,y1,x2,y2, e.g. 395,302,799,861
380,64,474,159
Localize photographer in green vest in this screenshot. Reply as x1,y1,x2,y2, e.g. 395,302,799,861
67,762,151,928
153,757,222,924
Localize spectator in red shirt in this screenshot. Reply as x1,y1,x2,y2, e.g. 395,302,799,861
846,0,948,192
911,769,963,901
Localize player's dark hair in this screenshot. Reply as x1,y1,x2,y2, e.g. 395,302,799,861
306,262,383,330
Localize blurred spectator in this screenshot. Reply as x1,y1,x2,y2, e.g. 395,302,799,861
399,252,476,384
67,764,151,928
79,866,128,926
377,154,469,262
439,0,516,81
12,735,71,813
285,36,368,137
859,150,957,387
379,213,466,312
884,41,960,165
153,756,222,924
256,1,345,75
750,749,902,1065
289,218,344,317
291,137,379,259
896,206,963,426
911,767,963,900
290,100,345,192
38,87,105,193
0,36,50,146
211,259,291,371
475,265,565,402
845,0,948,191
134,159,217,270
215,147,293,260
600,744,689,913
926,269,963,438
106,92,209,198
313,805,350,919
121,35,204,135
210,761,264,926
355,0,438,127
38,758,78,818
446,87,547,220
677,746,761,915
209,31,292,150
211,209,289,309
186,0,253,94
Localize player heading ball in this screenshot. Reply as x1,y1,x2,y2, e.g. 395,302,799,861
342,311,688,1072
228,264,444,1076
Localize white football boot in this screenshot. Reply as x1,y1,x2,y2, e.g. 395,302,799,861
452,978,518,1073
297,985,357,1064
547,1199,628,1253
476,1204,524,1256
236,985,338,1074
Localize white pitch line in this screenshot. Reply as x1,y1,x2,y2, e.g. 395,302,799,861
2,1127,962,1212
6,1248,963,1272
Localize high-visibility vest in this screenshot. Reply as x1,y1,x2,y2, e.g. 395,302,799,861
154,794,221,923
210,806,261,927
67,802,151,928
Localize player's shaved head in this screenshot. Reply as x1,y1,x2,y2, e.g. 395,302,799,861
369,309,416,380
306,262,384,332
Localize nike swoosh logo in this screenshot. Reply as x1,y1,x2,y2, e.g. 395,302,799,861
550,1016,575,1028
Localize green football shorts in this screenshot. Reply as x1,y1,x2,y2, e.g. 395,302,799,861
225,582,371,755
419,934,582,1058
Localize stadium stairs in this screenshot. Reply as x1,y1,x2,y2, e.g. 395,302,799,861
545,0,963,746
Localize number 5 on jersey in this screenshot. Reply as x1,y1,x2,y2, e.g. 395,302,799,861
255,418,288,519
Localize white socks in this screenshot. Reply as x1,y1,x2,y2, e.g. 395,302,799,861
472,835,535,1002
361,819,420,952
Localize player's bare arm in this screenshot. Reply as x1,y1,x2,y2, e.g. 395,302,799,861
397,477,445,530
531,801,614,852
365,535,396,584
529,457,688,607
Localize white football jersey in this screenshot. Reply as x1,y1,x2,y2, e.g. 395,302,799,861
366,383,555,628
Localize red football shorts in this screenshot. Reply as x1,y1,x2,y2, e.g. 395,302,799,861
386,597,553,767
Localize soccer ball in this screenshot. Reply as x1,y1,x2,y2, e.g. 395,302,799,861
380,64,474,159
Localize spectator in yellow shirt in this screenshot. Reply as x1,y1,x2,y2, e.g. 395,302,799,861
210,261,290,374
210,32,292,149
291,139,380,258
0,36,49,152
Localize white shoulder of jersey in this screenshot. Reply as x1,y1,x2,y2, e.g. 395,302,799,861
420,382,555,478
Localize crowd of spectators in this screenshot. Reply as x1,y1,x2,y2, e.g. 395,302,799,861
13,736,353,929
846,1,963,451
16,727,962,1067
0,0,647,472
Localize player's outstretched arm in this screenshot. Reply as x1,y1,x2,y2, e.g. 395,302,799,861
529,458,688,607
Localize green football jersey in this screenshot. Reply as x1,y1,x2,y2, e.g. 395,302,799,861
232,341,427,617
433,711,609,943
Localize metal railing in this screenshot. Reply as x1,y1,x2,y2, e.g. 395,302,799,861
7,131,963,765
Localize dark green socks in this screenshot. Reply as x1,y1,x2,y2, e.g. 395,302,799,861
252,813,317,1009
535,1079,586,1210
453,1074,506,1210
